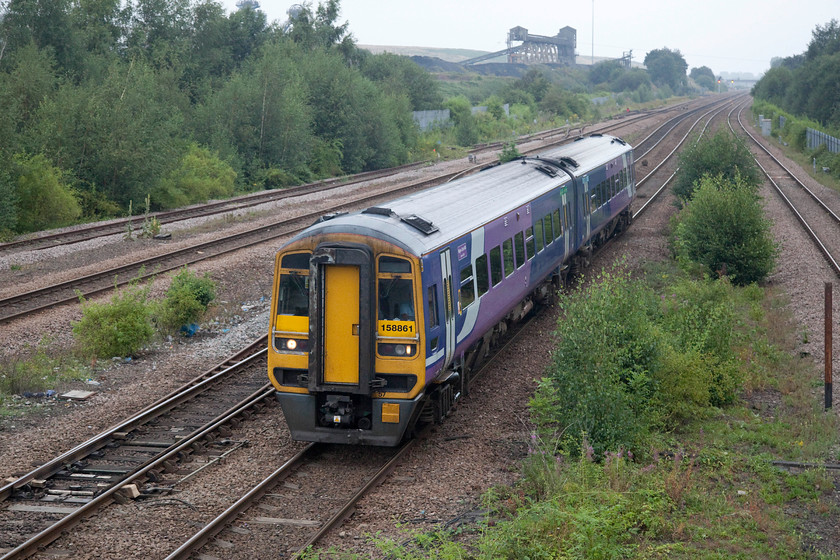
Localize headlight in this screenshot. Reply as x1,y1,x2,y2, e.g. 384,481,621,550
378,343,417,357
276,338,308,352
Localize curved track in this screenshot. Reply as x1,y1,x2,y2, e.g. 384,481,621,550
732,103,840,277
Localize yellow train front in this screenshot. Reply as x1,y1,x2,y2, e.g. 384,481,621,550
268,224,428,445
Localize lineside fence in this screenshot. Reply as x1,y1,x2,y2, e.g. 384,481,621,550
807,127,840,154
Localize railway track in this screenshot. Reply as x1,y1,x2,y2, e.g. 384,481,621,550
732,103,840,277
0,338,277,559
0,162,433,258
1,284,540,559
631,93,748,218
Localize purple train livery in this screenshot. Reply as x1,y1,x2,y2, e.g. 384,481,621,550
268,134,635,445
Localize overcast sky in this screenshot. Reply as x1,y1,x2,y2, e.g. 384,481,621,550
223,0,838,76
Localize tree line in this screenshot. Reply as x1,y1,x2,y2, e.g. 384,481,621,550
0,0,442,234
0,0,713,237
753,19,840,131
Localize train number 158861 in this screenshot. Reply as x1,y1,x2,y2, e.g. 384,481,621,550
378,321,414,334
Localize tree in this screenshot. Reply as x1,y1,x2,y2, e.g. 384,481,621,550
193,40,313,185
31,58,186,207
588,60,623,87
689,66,716,90
674,130,760,203
361,52,441,110
0,0,79,74
751,66,793,106
806,19,840,61
674,175,776,285
644,48,687,91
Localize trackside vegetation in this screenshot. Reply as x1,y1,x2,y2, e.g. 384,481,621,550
672,130,760,204
1,268,218,413
72,269,218,359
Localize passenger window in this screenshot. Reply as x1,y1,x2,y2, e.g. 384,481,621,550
514,232,525,268
525,227,536,260
490,246,503,286
475,254,489,297
378,256,414,321
503,239,514,276
427,285,439,328
459,265,475,311
534,221,544,252
553,210,561,240
543,215,553,245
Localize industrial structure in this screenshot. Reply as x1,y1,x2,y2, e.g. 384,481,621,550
462,26,577,66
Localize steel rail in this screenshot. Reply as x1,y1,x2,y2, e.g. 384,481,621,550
0,337,267,502
733,105,840,276
1,382,276,560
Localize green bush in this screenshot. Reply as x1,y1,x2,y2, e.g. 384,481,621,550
498,141,521,163
531,265,663,457
673,130,760,204
673,175,777,285
153,144,236,209
13,153,82,233
73,280,154,358
155,267,217,333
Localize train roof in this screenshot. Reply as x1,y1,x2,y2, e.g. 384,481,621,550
535,134,632,177
288,134,632,256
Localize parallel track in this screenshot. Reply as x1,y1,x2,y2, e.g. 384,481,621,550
732,103,840,277
0,339,276,559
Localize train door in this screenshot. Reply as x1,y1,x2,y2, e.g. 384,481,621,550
323,265,359,383
579,174,591,247
440,249,456,370
309,244,374,393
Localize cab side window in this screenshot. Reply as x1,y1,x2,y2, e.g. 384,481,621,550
378,256,415,321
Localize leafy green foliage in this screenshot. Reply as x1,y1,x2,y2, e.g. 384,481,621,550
689,65,716,90
12,153,81,232
754,19,840,129
153,144,236,209
531,265,662,457
155,267,216,332
673,175,777,285
644,48,688,92
673,130,760,203
498,142,521,163
73,280,155,358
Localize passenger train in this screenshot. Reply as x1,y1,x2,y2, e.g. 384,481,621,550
268,134,635,445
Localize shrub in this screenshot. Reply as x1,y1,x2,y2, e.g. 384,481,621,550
673,175,777,285
13,153,82,233
155,267,217,333
498,141,521,163
673,130,760,204
153,144,236,209
73,280,154,358
531,264,662,457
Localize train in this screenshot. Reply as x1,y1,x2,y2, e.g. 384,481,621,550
267,134,635,445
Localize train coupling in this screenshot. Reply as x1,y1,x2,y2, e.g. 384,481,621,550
320,395,354,427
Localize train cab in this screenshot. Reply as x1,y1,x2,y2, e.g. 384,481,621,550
268,237,429,445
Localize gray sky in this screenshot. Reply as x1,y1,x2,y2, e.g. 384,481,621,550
226,0,838,76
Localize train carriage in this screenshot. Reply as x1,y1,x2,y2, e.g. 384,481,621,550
268,134,635,446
